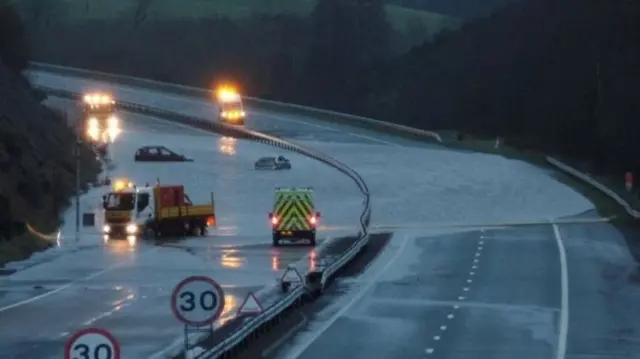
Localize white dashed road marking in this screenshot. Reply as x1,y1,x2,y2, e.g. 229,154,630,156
282,235,411,359
425,231,485,356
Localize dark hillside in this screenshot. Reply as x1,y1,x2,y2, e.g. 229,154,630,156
345,0,640,175
387,0,516,18
0,1,100,267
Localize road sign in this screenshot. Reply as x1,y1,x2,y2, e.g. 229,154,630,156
281,265,304,283
236,292,263,317
171,276,225,327
64,328,120,359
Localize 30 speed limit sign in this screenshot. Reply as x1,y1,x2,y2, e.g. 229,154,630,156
171,276,225,327
64,328,120,359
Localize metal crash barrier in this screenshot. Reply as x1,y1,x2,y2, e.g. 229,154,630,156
38,85,372,359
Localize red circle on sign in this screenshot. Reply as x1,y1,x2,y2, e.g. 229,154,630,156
64,327,120,359
171,275,226,326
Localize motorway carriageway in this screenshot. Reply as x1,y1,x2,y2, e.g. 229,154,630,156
18,70,640,359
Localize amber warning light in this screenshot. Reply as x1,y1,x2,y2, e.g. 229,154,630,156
216,86,240,102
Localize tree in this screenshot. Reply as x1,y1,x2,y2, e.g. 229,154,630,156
306,0,391,104
0,1,30,73
132,0,154,28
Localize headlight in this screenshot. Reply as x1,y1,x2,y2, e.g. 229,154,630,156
107,127,121,142
240,111,246,117
88,118,98,128
103,225,111,233
126,223,137,234
107,116,118,128
87,127,100,140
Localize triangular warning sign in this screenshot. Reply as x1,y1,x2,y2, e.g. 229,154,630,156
236,292,263,316
281,265,304,283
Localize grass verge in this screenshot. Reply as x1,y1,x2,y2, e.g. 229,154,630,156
0,231,54,270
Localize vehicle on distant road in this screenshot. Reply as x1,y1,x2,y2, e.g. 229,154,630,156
215,85,246,125
82,92,120,146
254,156,291,170
134,145,193,162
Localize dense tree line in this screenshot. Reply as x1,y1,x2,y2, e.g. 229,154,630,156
388,0,516,18
23,0,393,104
0,2,30,73
347,0,640,179
22,0,640,186
0,1,100,247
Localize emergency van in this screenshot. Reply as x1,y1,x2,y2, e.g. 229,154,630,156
269,187,320,246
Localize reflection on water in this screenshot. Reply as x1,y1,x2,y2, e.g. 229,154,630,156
83,290,137,326
309,249,317,271
104,237,137,255
219,294,238,325
220,249,243,269
218,136,236,155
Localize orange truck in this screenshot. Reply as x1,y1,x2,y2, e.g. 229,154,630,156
102,179,215,239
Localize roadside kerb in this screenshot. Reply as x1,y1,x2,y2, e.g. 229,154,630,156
546,157,640,218
38,85,372,359
28,62,442,143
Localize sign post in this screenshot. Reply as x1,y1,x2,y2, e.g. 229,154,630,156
64,328,120,359
171,276,226,355
74,109,81,246
280,265,304,292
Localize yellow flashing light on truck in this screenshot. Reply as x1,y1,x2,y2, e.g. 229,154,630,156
84,92,114,106
112,179,135,192
215,85,246,125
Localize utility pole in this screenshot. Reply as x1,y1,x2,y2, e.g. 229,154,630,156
73,108,81,245
594,61,602,121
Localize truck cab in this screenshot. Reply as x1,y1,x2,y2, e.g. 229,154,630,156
102,180,215,240
83,92,120,144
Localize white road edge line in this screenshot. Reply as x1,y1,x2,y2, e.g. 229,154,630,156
262,311,309,357
281,235,410,359
0,247,159,313
552,223,569,359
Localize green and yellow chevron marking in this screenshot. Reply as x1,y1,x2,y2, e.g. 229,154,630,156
273,190,315,231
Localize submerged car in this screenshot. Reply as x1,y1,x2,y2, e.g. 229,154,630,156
254,156,291,170
134,145,193,162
